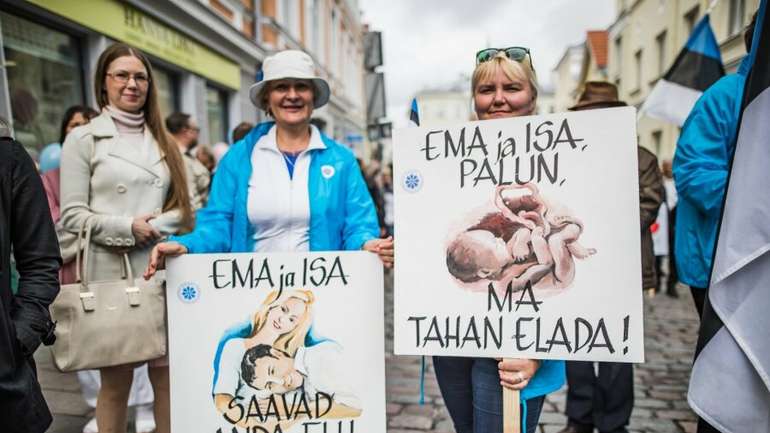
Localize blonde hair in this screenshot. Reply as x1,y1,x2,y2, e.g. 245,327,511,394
471,52,539,104
252,289,315,356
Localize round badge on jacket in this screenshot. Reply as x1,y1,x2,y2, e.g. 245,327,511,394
321,165,336,179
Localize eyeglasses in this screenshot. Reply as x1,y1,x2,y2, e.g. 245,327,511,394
475,47,534,69
106,71,150,86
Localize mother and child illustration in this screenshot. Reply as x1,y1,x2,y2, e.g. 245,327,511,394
212,289,361,431
446,182,596,295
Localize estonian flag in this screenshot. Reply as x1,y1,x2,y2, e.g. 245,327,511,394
687,1,770,432
640,15,724,126
409,98,420,126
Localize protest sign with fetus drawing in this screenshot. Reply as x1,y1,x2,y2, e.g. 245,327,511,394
166,252,386,433
394,107,645,362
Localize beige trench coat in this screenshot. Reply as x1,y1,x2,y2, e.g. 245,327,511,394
60,112,182,281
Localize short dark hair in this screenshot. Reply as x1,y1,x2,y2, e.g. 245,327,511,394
745,11,758,52
231,122,254,143
59,105,99,144
241,344,279,389
166,112,192,134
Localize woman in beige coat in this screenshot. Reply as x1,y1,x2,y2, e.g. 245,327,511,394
60,42,193,433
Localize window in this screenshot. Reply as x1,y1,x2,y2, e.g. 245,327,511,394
684,5,700,36
634,49,642,91
206,86,228,144
151,66,179,119
309,0,321,55
1,11,84,157
729,0,746,36
281,0,299,39
652,130,663,155
656,31,667,77
331,8,339,76
614,36,623,89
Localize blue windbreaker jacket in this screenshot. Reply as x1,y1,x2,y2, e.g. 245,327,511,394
171,122,379,253
673,57,750,289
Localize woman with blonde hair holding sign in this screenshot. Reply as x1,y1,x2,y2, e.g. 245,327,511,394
432,48,565,433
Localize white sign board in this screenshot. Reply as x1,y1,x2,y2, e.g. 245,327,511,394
167,251,386,433
393,107,644,362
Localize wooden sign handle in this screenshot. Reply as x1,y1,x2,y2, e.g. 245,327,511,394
503,386,521,433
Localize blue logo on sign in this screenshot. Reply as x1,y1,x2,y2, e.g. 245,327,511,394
178,282,200,303
402,170,422,193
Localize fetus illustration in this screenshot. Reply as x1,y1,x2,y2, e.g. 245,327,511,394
446,183,596,294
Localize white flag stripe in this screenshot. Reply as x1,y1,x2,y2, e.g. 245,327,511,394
640,79,703,125
707,86,770,389
688,326,770,433
688,50,770,431
710,85,770,285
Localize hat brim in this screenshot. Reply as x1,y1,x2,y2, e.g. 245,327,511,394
568,100,627,111
249,77,330,110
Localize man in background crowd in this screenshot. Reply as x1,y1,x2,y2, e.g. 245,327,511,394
673,13,757,318
166,112,210,209
559,82,663,433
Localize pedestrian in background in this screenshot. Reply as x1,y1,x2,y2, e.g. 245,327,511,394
358,158,386,236
60,42,193,433
432,47,564,433
673,13,756,318
195,144,218,174
382,164,394,237
166,112,211,208
559,81,663,433
231,121,254,143
41,105,99,235
661,160,678,297
0,116,62,433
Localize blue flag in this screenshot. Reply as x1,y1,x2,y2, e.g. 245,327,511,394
409,98,420,126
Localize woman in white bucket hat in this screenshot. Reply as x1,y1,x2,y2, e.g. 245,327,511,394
144,50,392,426
145,49,392,274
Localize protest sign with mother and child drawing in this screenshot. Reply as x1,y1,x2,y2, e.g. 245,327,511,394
166,252,386,433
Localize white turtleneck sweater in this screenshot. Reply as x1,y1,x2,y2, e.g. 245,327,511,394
104,105,155,162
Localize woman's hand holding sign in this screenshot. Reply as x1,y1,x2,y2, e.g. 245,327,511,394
363,236,394,268
144,241,188,280
498,358,541,391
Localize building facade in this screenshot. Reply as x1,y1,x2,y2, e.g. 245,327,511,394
551,43,584,113
608,0,759,160
0,0,369,159
415,89,472,128
251,0,368,148
578,30,609,84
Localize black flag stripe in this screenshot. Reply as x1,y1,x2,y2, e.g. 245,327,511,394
664,49,725,92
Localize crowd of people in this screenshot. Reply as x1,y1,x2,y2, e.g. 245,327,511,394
0,9,759,433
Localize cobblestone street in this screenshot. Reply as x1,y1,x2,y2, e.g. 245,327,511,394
39,272,701,433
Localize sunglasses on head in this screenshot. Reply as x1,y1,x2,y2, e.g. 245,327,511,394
475,47,533,69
